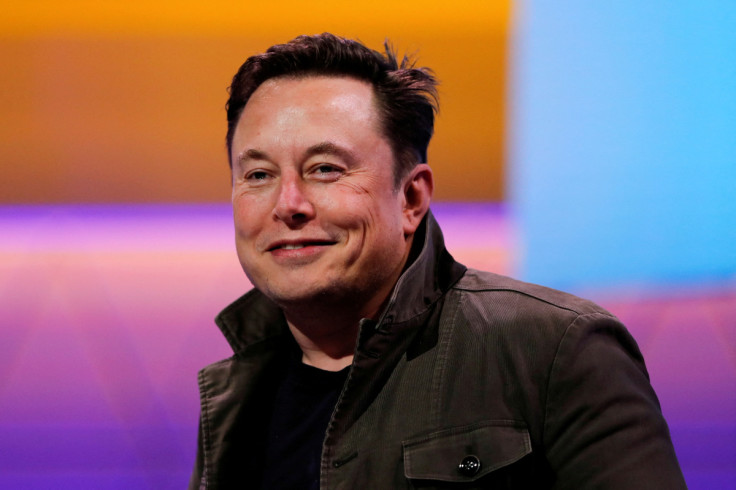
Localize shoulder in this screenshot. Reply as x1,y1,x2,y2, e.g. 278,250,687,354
454,268,613,318
445,268,624,348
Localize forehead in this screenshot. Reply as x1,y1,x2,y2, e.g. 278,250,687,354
256,73,375,99
232,76,388,158
241,75,378,125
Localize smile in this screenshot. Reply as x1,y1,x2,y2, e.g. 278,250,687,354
267,240,337,252
281,244,306,250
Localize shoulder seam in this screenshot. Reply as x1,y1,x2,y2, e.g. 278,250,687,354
452,284,604,317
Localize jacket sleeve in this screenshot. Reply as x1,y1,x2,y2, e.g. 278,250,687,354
188,418,205,490
542,312,687,489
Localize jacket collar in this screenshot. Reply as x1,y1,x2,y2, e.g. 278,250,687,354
214,209,467,355
374,210,466,328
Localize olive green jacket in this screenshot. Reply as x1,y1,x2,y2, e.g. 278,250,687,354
190,212,686,489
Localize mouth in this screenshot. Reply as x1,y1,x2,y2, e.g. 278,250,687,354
267,240,337,252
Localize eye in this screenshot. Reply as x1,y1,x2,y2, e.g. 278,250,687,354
310,164,343,180
245,170,272,182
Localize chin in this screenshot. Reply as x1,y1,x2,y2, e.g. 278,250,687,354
250,273,342,304
267,287,346,313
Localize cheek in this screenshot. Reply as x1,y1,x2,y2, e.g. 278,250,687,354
232,216,263,256
316,181,397,222
309,187,369,227
232,205,252,235
232,193,272,235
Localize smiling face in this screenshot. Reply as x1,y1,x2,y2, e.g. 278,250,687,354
230,76,421,318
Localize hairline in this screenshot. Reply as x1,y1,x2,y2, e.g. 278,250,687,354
229,72,411,188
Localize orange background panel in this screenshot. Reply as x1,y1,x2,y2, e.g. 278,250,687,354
1,1,509,203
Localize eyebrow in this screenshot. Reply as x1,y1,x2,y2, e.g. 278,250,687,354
236,142,357,167
236,148,269,167
303,142,356,165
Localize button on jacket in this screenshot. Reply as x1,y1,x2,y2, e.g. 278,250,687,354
190,211,687,489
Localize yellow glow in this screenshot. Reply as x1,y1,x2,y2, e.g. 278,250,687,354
1,1,509,202
4,1,509,37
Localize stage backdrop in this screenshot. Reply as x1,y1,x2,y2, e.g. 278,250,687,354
510,0,736,290
1,1,735,489
1,0,508,203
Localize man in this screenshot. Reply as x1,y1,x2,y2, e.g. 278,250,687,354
190,33,686,489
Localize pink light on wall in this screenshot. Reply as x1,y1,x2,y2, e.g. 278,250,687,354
1,204,733,488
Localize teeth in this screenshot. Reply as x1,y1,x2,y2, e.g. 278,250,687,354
281,244,305,250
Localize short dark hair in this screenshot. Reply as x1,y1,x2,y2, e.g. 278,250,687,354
226,33,438,185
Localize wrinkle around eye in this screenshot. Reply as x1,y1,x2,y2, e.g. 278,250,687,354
244,169,276,185
308,164,344,182
332,176,377,195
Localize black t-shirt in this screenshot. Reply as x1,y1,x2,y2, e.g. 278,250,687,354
260,355,350,490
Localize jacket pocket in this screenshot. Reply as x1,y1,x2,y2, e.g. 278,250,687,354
402,421,531,483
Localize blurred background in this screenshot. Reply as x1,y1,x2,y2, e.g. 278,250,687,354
1,1,734,488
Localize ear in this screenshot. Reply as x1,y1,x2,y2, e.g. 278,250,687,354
401,163,434,237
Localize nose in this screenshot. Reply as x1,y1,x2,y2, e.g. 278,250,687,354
273,172,315,226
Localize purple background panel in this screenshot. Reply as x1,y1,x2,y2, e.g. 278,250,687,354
1,204,734,489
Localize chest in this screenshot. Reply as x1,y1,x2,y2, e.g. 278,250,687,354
319,303,552,489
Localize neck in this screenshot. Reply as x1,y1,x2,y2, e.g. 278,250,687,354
281,233,418,371
281,286,394,371
285,310,361,372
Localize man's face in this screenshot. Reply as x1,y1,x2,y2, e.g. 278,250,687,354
230,76,415,316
